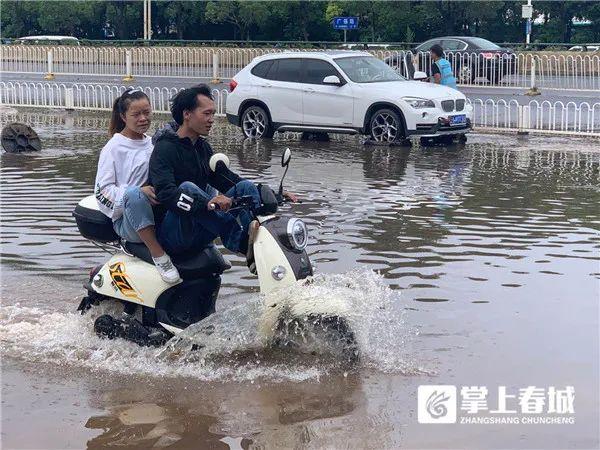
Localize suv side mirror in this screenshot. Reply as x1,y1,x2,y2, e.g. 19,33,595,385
323,75,342,86
413,70,428,81
209,153,230,172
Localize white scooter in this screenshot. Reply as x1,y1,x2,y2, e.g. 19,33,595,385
74,149,357,359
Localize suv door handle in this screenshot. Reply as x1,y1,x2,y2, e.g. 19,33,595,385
260,83,272,88
303,88,315,93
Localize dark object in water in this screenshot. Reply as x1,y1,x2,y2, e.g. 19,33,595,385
301,131,330,142
1,122,42,153
420,134,467,147
363,137,412,147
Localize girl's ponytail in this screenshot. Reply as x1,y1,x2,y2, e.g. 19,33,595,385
108,96,126,136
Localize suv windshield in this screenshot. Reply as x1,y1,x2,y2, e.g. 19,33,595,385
335,56,404,83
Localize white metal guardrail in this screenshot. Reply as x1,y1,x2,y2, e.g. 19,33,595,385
1,82,599,137
0,81,227,115
382,50,600,91
2,45,599,91
469,98,600,135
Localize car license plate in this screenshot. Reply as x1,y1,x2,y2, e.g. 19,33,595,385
450,114,466,126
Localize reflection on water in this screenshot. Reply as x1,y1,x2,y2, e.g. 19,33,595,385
1,110,599,449
2,111,597,295
84,402,229,449
82,373,362,449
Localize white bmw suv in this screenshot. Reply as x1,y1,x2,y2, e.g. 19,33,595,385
226,51,472,143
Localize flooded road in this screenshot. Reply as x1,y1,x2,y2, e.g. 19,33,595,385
1,110,599,449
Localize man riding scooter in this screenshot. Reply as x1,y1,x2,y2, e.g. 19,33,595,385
74,85,357,355
149,85,297,267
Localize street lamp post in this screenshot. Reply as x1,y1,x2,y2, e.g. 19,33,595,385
143,0,152,40
522,0,533,47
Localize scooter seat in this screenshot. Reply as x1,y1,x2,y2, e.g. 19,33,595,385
123,242,231,279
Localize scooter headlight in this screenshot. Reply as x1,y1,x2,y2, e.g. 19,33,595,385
286,218,308,251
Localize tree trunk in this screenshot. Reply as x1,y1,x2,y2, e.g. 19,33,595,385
177,16,184,39
562,4,573,43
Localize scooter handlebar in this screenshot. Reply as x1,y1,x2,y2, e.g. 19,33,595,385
208,193,299,213
276,193,302,204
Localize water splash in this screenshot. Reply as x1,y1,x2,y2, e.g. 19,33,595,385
1,270,421,381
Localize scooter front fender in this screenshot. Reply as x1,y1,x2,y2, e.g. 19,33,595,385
253,226,297,296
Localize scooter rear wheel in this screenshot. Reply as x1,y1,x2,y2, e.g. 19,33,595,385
93,314,170,347
94,314,119,339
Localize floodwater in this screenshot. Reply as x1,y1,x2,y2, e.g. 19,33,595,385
1,110,599,449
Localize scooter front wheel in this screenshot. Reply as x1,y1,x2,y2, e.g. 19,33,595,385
275,314,359,365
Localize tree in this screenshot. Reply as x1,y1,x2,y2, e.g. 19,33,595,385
2,1,105,38
151,1,206,39
1,1,42,37
268,1,329,41
205,1,270,40
105,1,143,40
36,1,104,37
534,1,591,43
0,0,591,44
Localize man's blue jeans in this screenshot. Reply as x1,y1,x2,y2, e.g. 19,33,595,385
158,180,260,256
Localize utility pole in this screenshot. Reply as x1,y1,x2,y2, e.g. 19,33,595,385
143,0,152,40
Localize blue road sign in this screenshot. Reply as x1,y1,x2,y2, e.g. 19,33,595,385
332,17,359,30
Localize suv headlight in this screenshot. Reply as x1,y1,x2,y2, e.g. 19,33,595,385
286,218,308,251
402,97,435,109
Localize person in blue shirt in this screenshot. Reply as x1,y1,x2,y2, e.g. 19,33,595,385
430,44,457,90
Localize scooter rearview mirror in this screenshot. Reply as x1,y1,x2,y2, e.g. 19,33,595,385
281,147,291,167
278,148,291,197
209,153,230,172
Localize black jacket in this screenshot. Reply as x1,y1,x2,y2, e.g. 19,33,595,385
148,130,242,218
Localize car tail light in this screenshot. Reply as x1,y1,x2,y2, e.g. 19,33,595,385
481,52,495,59
229,79,238,92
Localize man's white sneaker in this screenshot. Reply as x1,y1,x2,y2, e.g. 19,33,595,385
152,254,181,284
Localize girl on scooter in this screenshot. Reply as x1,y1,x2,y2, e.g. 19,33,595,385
94,88,181,284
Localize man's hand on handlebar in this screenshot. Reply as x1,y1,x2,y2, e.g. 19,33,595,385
208,194,232,211
283,191,299,203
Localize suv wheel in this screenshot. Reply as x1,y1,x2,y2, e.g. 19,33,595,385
241,105,274,139
369,108,404,143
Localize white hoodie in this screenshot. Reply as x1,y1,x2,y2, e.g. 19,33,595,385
94,133,153,221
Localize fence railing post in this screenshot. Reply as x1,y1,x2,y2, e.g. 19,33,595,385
517,104,529,135
65,87,74,110
525,58,541,96
44,50,55,80
123,50,134,82
524,104,531,130
211,52,220,84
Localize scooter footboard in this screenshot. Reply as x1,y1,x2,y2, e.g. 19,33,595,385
154,275,221,330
